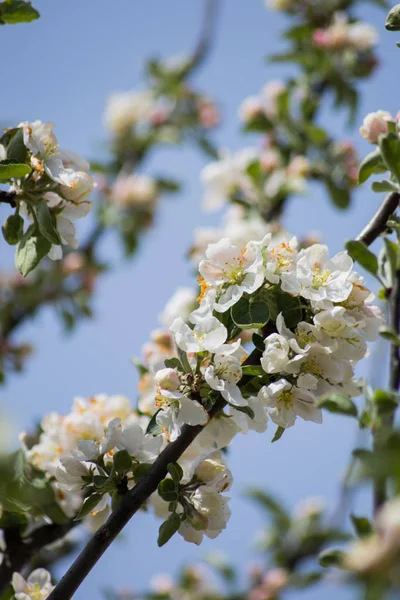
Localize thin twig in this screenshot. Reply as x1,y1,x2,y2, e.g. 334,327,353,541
190,0,220,73
357,192,400,246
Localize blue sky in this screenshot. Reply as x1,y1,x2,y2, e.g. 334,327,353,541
0,1,397,598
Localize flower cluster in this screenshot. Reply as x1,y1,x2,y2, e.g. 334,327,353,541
0,121,94,271
312,13,378,52
201,143,310,214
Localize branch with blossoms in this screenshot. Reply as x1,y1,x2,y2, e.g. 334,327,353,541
4,2,400,600
0,0,221,383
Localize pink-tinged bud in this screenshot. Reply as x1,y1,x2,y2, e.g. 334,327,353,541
150,108,169,126
260,149,281,172
313,29,330,47
239,96,265,123
154,367,181,391
62,252,85,275
198,97,220,128
287,155,310,178
261,568,288,594
360,110,393,144
111,174,157,208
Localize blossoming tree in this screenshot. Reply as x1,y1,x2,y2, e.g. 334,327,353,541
2,0,400,599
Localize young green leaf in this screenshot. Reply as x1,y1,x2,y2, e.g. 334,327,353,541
379,133,400,183
386,4,400,31
157,512,181,547
113,449,132,474
2,213,24,245
167,462,183,484
371,180,399,193
350,514,373,537
318,549,344,568
37,200,62,245
358,148,387,184
271,425,285,443
0,0,40,24
74,493,104,521
316,393,358,417
345,240,378,277
0,160,30,181
157,478,178,502
15,225,51,276
231,296,270,329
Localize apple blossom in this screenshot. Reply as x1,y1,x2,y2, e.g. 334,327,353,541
260,379,322,428
12,569,54,600
360,110,393,144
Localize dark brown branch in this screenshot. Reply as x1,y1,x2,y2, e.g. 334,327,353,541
0,190,16,208
357,192,400,246
0,521,78,596
47,396,226,600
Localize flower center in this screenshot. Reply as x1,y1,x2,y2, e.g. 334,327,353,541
27,583,45,600
312,264,330,289
277,390,294,410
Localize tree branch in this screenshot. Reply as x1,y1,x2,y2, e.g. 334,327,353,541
47,396,226,600
356,192,400,246
0,521,78,596
189,0,220,73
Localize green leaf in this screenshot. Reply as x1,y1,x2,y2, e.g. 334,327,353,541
324,178,350,209
156,178,181,194
246,160,263,186
164,357,184,371
5,128,27,163
2,213,24,245
167,462,183,484
113,450,132,474
36,200,61,245
379,133,400,183
146,410,162,436
74,493,104,521
276,293,303,329
241,365,265,376
345,240,378,277
231,296,270,329
371,180,399,193
247,488,290,530
158,478,178,502
243,113,272,133
379,326,400,346
197,136,219,159
386,4,400,30
0,0,39,23
350,514,373,537
177,346,192,374
271,425,285,443
358,149,387,184
15,224,51,276
0,160,30,180
252,333,265,351
232,404,255,420
157,512,181,547
316,393,358,417
318,549,344,568
132,462,152,481
372,388,398,414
